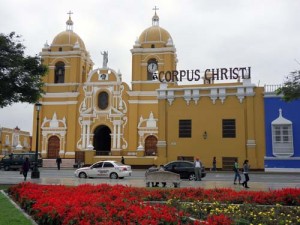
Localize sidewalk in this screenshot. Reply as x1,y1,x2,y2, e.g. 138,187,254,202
19,177,300,191
1,169,299,191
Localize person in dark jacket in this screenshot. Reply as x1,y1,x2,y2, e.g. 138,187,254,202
56,156,62,170
22,157,30,181
242,160,250,188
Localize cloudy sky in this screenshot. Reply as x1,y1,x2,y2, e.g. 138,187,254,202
1,0,300,134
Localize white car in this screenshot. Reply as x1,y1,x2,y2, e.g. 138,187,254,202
74,160,132,179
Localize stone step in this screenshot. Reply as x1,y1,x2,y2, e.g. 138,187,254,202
42,159,75,168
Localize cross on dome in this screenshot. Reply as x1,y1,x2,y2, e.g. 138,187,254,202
152,6,159,26
66,10,74,31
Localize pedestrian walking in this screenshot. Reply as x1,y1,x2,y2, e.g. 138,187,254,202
22,157,30,181
233,159,242,185
242,160,250,188
212,156,217,171
56,156,62,170
121,156,125,164
194,157,202,181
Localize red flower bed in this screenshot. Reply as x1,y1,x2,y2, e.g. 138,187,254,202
8,183,300,225
8,183,192,225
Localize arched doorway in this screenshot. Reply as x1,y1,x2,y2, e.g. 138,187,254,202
145,135,158,156
47,136,60,158
93,125,111,155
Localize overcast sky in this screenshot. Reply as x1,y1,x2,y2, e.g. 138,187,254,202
1,0,300,134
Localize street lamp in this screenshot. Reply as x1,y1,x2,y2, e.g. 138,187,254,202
31,102,42,179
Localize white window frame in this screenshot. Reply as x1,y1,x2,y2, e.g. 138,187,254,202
272,124,294,157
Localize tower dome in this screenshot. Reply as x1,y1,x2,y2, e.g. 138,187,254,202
138,10,173,48
51,13,86,50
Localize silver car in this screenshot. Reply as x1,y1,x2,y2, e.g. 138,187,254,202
74,160,132,179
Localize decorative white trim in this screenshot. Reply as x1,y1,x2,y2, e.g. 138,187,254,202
131,47,176,54
127,91,157,97
157,141,167,147
48,65,71,69
128,100,158,104
40,51,85,56
264,168,300,173
131,80,161,84
219,88,226,104
246,139,256,147
65,152,75,156
167,90,174,105
264,93,282,98
192,89,200,104
137,112,159,151
43,92,80,98
157,84,255,104
157,84,256,91
41,113,67,157
45,83,80,87
184,89,191,105
210,89,218,104
84,81,122,86
41,101,78,105
264,157,300,160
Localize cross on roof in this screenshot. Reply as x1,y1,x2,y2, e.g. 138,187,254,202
67,10,73,17
152,6,159,14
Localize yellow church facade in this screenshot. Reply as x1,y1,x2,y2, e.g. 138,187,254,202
33,11,265,169
0,126,31,155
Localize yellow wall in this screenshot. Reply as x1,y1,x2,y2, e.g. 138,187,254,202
157,86,265,169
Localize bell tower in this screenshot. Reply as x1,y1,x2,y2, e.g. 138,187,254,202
131,7,177,92
36,13,94,159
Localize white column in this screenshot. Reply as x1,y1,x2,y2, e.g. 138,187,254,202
113,122,117,149
117,122,121,149
82,124,86,149
86,124,90,148
42,134,47,154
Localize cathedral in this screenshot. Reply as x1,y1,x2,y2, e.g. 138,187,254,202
34,10,267,169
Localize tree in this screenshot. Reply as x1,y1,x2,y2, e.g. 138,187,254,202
0,32,47,108
276,70,300,102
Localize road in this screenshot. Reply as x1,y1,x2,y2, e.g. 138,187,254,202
1,168,299,191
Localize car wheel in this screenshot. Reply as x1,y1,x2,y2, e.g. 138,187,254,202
78,172,87,178
110,172,118,179
4,165,10,171
189,173,196,181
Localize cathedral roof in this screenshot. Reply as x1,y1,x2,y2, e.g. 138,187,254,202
52,30,86,50
138,10,173,48
51,13,86,50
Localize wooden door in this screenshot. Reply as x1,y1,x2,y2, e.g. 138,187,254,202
145,135,157,156
47,136,60,159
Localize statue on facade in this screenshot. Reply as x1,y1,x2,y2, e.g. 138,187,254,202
101,51,108,68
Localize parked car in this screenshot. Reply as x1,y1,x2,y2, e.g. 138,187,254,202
74,160,132,179
146,160,206,181
0,153,43,171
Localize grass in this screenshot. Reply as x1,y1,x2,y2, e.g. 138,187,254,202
0,189,33,225
0,184,11,191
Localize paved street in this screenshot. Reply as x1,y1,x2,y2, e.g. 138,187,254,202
1,168,300,191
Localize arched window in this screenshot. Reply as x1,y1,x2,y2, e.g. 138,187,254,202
98,91,109,110
54,61,65,83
